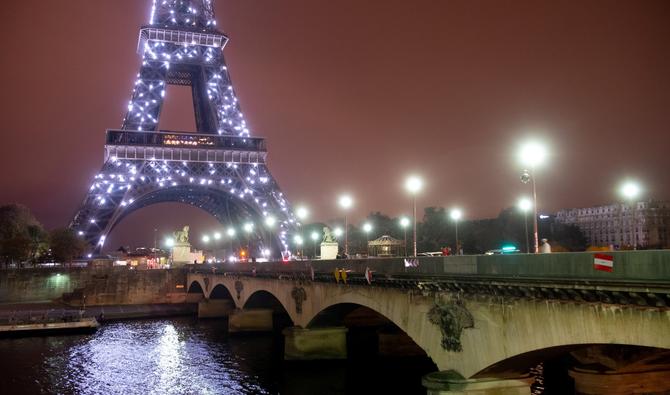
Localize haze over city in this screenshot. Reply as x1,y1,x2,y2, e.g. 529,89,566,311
1,0,668,249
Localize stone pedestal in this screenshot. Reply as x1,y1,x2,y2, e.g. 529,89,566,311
422,371,531,395
320,242,338,260
228,308,274,333
283,326,348,360
198,299,235,318
569,367,670,394
172,242,205,265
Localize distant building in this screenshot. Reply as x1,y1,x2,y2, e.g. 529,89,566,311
556,201,670,248
368,235,406,257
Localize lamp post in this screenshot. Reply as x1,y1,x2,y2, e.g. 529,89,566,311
450,209,463,255
334,227,344,242
405,175,423,257
363,222,373,256
310,231,319,258
165,237,175,265
518,140,548,254
294,235,304,257
296,206,309,222
399,217,410,256
264,216,276,260
243,222,254,256
518,198,532,253
338,195,353,256
620,181,641,250
227,227,236,257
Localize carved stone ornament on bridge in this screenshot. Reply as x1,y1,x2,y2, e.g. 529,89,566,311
291,286,307,314
234,280,244,300
428,299,474,352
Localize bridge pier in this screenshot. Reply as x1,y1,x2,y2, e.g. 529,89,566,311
228,308,274,333
569,367,670,394
198,299,235,318
283,326,348,360
422,371,531,395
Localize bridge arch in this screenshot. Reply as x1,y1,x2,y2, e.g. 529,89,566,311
104,186,282,255
187,279,205,295
308,302,436,363
209,283,236,302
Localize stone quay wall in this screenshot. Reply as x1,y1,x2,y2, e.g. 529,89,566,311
0,267,188,306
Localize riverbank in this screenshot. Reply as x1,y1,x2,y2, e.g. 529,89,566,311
0,301,197,322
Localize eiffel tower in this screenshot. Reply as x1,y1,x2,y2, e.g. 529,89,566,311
70,0,299,256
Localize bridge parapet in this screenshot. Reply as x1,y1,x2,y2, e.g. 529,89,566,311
202,250,670,281
192,251,670,307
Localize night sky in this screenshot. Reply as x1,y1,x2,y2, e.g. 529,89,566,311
1,0,669,250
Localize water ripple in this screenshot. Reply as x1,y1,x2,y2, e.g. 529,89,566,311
42,319,269,395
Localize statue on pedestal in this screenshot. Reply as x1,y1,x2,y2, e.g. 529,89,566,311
173,225,190,244
320,226,338,260
170,225,204,265
322,227,336,243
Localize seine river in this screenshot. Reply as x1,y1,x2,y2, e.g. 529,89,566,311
0,317,436,395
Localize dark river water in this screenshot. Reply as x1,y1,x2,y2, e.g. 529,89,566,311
0,317,436,394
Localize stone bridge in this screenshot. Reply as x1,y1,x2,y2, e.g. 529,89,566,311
186,251,670,394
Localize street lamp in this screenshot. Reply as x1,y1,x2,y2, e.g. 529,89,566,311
449,209,463,255
296,206,309,221
620,180,642,250
294,235,304,257
310,231,320,258
227,227,236,256
265,216,276,228
518,140,548,253
399,216,410,256
338,195,353,256
213,232,221,240
405,175,423,257
202,235,210,244
243,222,254,255
518,197,533,253
362,222,373,255
164,237,175,265
334,227,343,238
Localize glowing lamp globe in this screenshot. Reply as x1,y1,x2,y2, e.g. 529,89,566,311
405,175,423,194
620,181,641,201
518,198,532,212
338,195,353,210
518,141,548,168
296,206,309,220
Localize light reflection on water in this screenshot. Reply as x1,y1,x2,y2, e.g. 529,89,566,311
0,317,434,395
37,319,270,395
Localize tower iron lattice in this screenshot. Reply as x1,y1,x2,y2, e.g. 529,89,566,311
70,0,299,257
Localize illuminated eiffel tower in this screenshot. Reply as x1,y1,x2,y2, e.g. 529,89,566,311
70,0,299,256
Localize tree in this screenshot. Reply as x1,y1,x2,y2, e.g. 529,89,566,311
0,204,46,266
538,218,587,252
49,228,87,265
